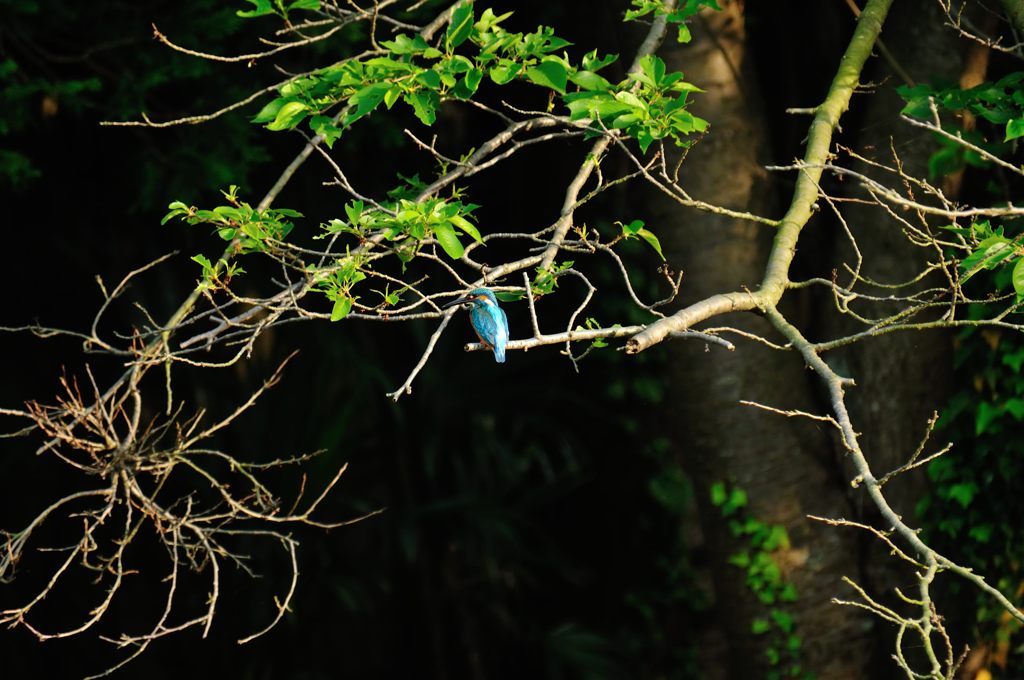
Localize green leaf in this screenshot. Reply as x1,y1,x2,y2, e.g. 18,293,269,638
525,59,568,93
637,227,665,259
237,0,277,18
1002,347,1024,372
710,481,727,506
347,82,393,123
451,68,484,99
723,487,747,515
415,69,442,89
581,50,617,72
639,54,666,87
344,200,364,226
1005,397,1024,420
969,523,994,543
433,221,465,259
1013,257,1024,297
331,296,353,322
770,609,794,633
474,7,513,32
382,33,436,56
445,1,475,51
946,481,978,508
1006,117,1024,141
960,235,1012,281
728,551,750,568
309,115,342,147
447,55,474,74
751,618,771,635
762,525,789,551
288,0,319,10
252,97,286,123
406,90,439,126
266,100,309,131
161,201,190,225
928,141,963,179
489,62,521,85
449,214,483,243
620,219,644,235
569,70,612,92
636,127,655,153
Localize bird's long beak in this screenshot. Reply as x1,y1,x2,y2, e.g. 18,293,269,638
442,295,473,310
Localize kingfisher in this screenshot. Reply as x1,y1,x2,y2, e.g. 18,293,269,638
443,288,509,363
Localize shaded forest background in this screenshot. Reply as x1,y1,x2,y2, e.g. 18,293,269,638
2,1,1023,678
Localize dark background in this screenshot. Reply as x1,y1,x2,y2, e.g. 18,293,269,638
3,1,1019,679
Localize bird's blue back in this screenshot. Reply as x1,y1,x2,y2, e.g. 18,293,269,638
470,299,509,363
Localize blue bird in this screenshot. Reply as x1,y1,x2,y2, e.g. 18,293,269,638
443,288,509,363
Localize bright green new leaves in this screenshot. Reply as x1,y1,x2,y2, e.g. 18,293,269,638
445,1,475,51
525,58,569,94
323,195,482,261
1013,258,1024,299
261,100,308,131
306,185,484,319
946,221,1024,297
162,185,299,254
252,54,441,142
382,33,442,59
317,255,366,322
532,260,574,296
189,253,246,290
572,317,615,350
249,2,707,156
1006,117,1024,141
624,0,723,43
565,54,707,152
617,219,665,260
238,0,320,20
163,186,296,290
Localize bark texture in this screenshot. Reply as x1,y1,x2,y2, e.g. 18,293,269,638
647,4,874,677
820,0,964,670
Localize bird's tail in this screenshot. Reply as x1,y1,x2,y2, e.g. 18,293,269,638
494,345,506,363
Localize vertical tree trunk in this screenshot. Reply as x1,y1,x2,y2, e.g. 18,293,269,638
643,4,875,677
821,0,964,669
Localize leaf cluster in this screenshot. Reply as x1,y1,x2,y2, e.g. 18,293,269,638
250,2,706,154
711,482,808,680
899,74,1024,179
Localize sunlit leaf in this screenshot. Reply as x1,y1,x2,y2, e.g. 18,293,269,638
433,221,465,259
266,100,308,131
637,227,665,259
450,214,483,243
1013,257,1024,297
525,59,568,93
445,1,475,50
331,296,353,321
1006,117,1024,141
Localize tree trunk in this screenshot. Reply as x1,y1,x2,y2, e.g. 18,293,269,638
821,0,964,669
644,4,875,677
